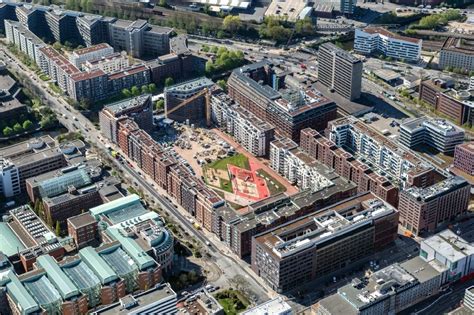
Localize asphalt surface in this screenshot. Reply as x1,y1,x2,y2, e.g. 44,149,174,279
0,43,271,304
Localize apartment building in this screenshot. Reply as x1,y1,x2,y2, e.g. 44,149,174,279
69,42,114,68
327,116,435,189
99,94,153,143
419,79,474,125
270,138,335,191
44,8,82,45
317,257,444,315
228,61,337,141
0,136,84,197
38,46,80,92
318,42,363,100
354,27,422,62
147,52,206,86
399,176,470,236
68,69,109,102
251,193,399,292
82,52,129,73
454,142,474,176
164,77,214,122
76,14,113,47
300,128,399,206
399,117,465,154
211,90,275,156
439,37,474,71
4,19,45,64
67,213,98,249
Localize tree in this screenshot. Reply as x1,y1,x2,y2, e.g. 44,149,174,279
223,15,242,34
141,85,149,94
3,126,12,136
217,79,227,91
131,86,140,96
52,41,62,51
148,83,157,94
159,0,167,7
201,45,210,53
55,221,61,236
22,120,33,130
164,77,174,87
122,88,132,98
13,123,23,133
155,99,165,111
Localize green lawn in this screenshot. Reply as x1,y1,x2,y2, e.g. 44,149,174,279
256,169,286,195
48,82,63,94
215,290,249,315
208,154,250,171
39,74,50,81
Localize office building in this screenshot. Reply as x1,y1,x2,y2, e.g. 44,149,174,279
251,193,398,292
270,138,335,191
69,42,114,68
419,79,474,125
164,77,214,122
399,117,465,154
454,142,474,176
242,297,292,315
448,286,474,314
99,94,153,143
439,37,474,72
316,257,444,315
211,90,275,156
0,71,27,122
0,205,65,272
399,176,470,236
0,136,84,197
300,128,399,206
93,283,177,314
108,19,171,58
318,42,362,100
228,61,337,141
67,213,98,249
327,116,435,190
354,27,422,62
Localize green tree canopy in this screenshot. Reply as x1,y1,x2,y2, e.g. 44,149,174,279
22,120,33,130
155,99,165,111
3,126,13,136
164,77,174,87
13,123,22,133
223,15,242,33
122,88,131,97
148,83,157,94
131,86,140,96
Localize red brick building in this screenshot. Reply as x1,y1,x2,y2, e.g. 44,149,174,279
67,213,98,249
454,142,474,176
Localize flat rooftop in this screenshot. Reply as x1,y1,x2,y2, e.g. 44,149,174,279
67,213,96,229
361,27,421,44
265,0,308,21
72,43,112,56
103,94,151,116
165,77,214,94
442,37,474,56
401,117,464,136
422,229,474,263
242,297,291,315
403,176,468,202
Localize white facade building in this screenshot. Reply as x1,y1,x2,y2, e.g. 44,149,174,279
4,19,46,65
355,27,422,62
242,297,292,315
0,160,20,197
211,91,274,156
69,43,114,68
82,52,129,73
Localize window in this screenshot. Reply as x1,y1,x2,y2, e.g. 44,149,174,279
420,249,428,259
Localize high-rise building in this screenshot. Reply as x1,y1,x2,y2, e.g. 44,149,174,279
399,176,470,236
318,42,362,100
354,27,422,62
251,192,398,292
399,117,464,154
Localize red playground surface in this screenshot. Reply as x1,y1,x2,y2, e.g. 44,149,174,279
227,164,270,201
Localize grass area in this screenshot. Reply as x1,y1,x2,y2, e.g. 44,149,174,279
48,82,63,95
208,154,250,171
256,169,286,195
215,290,250,315
39,74,50,81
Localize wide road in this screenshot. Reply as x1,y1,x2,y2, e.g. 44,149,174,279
0,43,271,304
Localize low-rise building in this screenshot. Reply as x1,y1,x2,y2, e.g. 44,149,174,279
251,193,398,292
67,213,98,249
179,288,224,315
316,256,444,315
242,296,292,315
399,117,464,154
355,27,422,62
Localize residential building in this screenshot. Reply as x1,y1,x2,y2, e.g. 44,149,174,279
318,42,363,100
93,283,177,314
76,14,113,47
69,42,114,68
147,52,206,86
399,117,465,154
99,94,153,143
67,213,98,249
38,46,80,92
82,51,129,73
354,27,422,62
420,229,474,283
439,37,474,72
300,128,399,206
106,64,151,95
164,77,214,123
269,138,335,191
454,142,474,176
67,69,108,102
0,135,84,197
211,90,275,156
399,176,470,236
242,297,292,315
0,205,65,272
316,257,444,315
251,193,399,292
327,116,435,190
178,288,224,315
419,79,474,125
44,8,82,45
228,61,337,141
4,19,45,64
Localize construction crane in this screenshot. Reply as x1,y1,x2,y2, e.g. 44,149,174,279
165,88,211,127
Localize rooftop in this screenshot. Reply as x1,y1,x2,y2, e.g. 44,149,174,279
321,42,362,63
89,194,144,223
36,255,79,300
67,213,97,229
103,94,151,116
401,117,465,136
442,37,474,56
165,77,214,94
22,273,62,308
422,229,474,263
72,43,112,56
78,246,118,285
60,257,101,291
99,245,138,277
361,27,421,44
403,176,468,202
242,296,291,315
